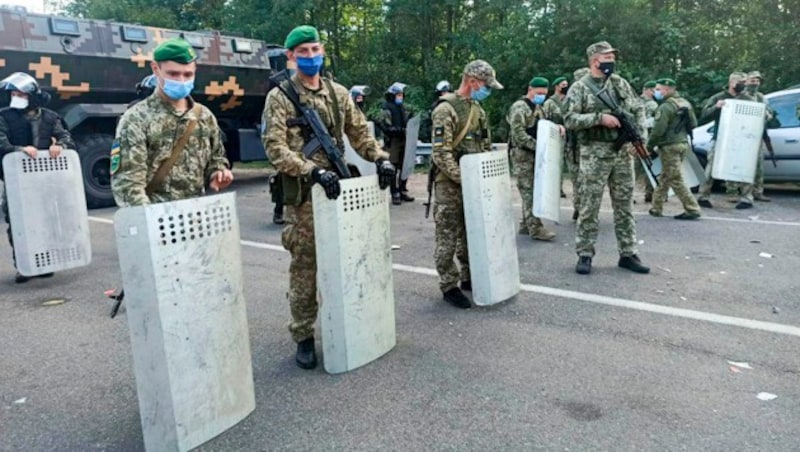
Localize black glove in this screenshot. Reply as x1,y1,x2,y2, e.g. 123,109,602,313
648,147,659,159
375,159,396,190
311,168,341,200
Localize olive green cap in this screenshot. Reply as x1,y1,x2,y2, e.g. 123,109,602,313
656,78,677,87
284,25,320,50
529,76,549,88
463,60,503,89
644,80,657,89
153,39,197,64
551,76,567,86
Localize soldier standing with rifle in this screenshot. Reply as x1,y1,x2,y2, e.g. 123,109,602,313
646,78,702,220
430,60,502,309
563,41,650,275
379,82,414,205
0,72,74,283
509,76,557,241
262,25,395,369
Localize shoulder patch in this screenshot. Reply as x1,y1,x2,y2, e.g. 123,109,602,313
433,126,444,146
110,140,121,175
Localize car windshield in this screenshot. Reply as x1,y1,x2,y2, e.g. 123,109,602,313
767,92,800,128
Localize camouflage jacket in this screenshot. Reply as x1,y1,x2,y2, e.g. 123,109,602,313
261,74,386,178
641,96,658,118
431,93,491,184
646,94,697,148
508,97,544,152
542,95,565,125
563,73,645,157
112,94,229,207
699,90,755,139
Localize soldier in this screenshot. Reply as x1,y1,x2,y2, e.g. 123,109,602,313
112,39,232,206
350,86,368,112
565,68,590,221
261,25,395,369
130,75,157,108
563,41,650,275
544,76,571,202
636,80,658,203
509,76,557,241
646,78,702,220
431,60,502,309
379,82,414,205
696,72,752,209
268,59,298,226
739,70,771,203
420,81,452,144
0,72,74,283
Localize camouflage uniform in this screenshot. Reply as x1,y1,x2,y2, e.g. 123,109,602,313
564,73,645,258
544,92,580,214
508,97,550,238
431,93,491,292
635,95,659,198
262,73,386,343
0,107,74,265
733,89,770,202
696,86,754,202
645,93,701,216
112,94,229,206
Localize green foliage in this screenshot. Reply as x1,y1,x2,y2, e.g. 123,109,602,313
62,0,800,138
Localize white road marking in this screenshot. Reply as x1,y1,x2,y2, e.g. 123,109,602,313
90,215,800,337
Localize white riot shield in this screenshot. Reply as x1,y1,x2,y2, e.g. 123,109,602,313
343,121,377,177
712,100,765,183
685,139,707,187
2,150,91,276
533,120,564,222
401,116,421,180
461,151,520,306
114,193,254,452
312,175,395,374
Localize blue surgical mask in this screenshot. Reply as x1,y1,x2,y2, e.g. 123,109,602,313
296,55,324,76
533,94,546,105
161,78,194,100
394,97,403,105
471,85,491,102
653,89,664,101
287,68,297,77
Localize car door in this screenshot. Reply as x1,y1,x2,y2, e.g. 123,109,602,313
765,91,800,181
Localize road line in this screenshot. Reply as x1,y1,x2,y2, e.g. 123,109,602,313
88,216,800,337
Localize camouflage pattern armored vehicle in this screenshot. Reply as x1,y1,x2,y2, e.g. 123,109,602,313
0,7,285,207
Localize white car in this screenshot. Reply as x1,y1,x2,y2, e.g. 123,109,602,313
692,87,800,182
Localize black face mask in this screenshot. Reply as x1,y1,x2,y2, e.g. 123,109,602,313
733,82,745,94
356,101,365,110
599,62,615,77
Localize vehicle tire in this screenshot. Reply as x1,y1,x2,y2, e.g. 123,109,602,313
76,133,115,209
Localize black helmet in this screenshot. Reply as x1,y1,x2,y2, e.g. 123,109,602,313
0,72,50,107
135,74,157,99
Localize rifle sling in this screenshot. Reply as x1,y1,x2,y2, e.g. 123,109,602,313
145,104,201,196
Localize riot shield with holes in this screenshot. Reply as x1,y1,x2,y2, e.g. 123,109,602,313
312,175,395,374
2,150,91,276
460,150,520,306
343,121,377,177
533,119,564,222
712,99,766,183
113,192,254,452
401,115,420,180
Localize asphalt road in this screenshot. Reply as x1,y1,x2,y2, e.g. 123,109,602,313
1,171,799,451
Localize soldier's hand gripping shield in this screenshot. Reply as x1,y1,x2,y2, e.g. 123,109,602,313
3,150,91,276
460,150,520,306
113,192,255,451
533,119,565,222
375,158,396,189
312,175,396,373
713,100,766,183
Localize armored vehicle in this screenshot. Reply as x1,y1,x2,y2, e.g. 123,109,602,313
0,7,285,207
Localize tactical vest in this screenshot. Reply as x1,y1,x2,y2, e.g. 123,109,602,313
508,97,543,151
578,74,629,143
437,93,489,156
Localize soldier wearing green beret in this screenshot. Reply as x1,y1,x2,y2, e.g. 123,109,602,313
646,78,702,220
543,75,571,206
563,41,650,275
261,25,395,368
636,80,658,203
508,76,557,242
112,38,232,207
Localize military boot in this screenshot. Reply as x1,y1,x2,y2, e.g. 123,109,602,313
531,227,556,241
443,287,471,309
295,338,318,369
273,210,285,225
575,256,592,275
460,280,472,291
754,193,772,202
618,255,650,274
14,271,30,284
698,198,713,208
399,179,415,202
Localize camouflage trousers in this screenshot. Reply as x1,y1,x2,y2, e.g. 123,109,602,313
433,178,470,292
727,145,765,203
281,199,318,343
576,144,638,257
650,143,701,214
510,147,544,235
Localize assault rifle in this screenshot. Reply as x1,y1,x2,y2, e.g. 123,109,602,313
270,71,352,178
763,131,777,168
592,85,658,186
424,164,438,218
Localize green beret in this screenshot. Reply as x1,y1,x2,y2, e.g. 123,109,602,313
529,76,549,88
284,25,320,50
644,80,657,89
153,39,197,64
656,78,677,87
552,76,567,86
